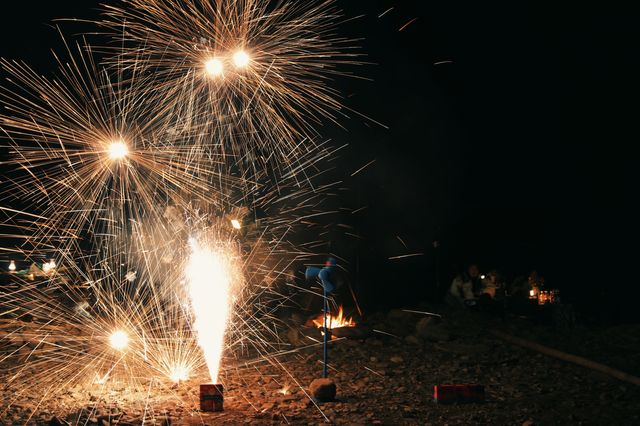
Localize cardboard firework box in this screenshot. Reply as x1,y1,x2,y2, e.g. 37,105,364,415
200,384,224,412
433,384,485,404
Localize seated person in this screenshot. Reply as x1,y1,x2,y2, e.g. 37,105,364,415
449,264,480,307
481,270,500,298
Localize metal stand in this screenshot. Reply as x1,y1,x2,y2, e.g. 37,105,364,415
323,284,328,378
304,258,335,380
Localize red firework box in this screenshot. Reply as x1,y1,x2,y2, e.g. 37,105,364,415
433,384,485,404
200,383,224,412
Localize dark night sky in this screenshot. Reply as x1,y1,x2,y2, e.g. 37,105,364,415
0,1,637,320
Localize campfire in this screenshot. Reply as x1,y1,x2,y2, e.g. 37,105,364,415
311,305,356,330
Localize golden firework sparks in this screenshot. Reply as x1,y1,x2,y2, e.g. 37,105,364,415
0,37,241,254
0,0,366,420
96,0,366,172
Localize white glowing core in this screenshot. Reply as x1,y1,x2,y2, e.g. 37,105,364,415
186,239,233,383
232,50,250,68
169,364,190,383
231,219,241,230
205,58,224,77
109,330,129,350
108,141,128,160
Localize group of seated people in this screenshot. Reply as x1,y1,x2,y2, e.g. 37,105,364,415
448,264,548,309
447,263,503,308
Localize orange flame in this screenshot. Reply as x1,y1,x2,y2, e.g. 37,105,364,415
312,305,355,329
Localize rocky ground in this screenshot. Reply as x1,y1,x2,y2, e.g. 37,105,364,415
2,306,640,425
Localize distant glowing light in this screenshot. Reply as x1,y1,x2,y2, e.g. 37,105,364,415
205,58,224,77
480,275,486,280
109,330,129,350
232,50,250,68
186,238,235,383
8,260,16,272
231,219,241,230
108,140,128,160
48,259,56,269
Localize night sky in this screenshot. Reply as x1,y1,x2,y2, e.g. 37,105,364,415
1,2,636,321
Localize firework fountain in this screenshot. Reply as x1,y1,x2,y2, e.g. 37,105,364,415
0,0,366,421
186,237,238,384
186,236,241,411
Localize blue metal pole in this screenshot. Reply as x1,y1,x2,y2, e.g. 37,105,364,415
323,284,328,378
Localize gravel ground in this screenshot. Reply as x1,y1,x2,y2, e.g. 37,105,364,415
2,308,640,425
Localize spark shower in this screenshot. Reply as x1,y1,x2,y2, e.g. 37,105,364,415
0,0,365,411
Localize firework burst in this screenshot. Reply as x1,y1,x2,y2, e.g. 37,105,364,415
0,35,241,252
96,0,366,171
1,140,344,411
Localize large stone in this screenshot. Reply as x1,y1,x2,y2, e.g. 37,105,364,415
290,311,307,326
286,327,301,346
386,309,414,322
404,335,422,345
331,326,369,340
49,416,70,426
287,326,322,347
390,356,404,364
309,378,337,402
415,317,450,341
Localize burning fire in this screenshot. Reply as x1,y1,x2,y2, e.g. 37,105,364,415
186,238,237,383
312,305,356,329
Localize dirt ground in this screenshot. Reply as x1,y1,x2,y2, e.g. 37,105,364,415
2,308,640,425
